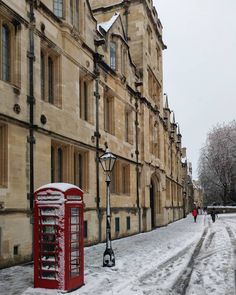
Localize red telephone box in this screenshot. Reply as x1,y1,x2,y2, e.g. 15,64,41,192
34,183,84,292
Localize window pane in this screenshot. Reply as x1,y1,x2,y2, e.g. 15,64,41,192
58,148,63,182
54,0,63,18
40,52,45,100
70,0,74,24
75,0,79,29
126,216,131,230
79,80,88,121
48,57,54,104
70,208,80,277
115,217,120,232
74,153,83,188
51,146,55,183
125,112,129,142
0,124,7,187
110,43,116,70
2,25,10,82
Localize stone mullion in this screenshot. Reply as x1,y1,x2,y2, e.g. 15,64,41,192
54,54,59,107
0,20,2,80
80,78,84,119
9,24,14,84
15,24,21,88
84,151,88,191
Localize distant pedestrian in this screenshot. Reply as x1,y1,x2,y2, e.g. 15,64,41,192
192,207,198,223
211,209,216,223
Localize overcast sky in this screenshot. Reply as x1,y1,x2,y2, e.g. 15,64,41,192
153,0,236,178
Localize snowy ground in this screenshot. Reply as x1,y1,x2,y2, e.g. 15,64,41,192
1,213,236,295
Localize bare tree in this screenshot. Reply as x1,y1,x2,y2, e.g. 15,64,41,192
198,121,236,205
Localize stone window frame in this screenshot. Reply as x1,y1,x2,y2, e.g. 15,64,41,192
0,16,20,87
0,123,8,188
51,141,89,192
51,142,64,183
104,91,115,135
147,68,161,107
53,0,64,18
79,72,93,124
126,216,131,231
156,43,161,71
121,163,130,195
74,148,89,192
111,160,130,196
40,44,62,108
149,115,160,158
149,114,154,155
124,106,133,144
147,25,152,55
121,45,127,76
115,217,120,233
70,0,80,30
166,179,171,201
153,120,160,159
110,41,117,71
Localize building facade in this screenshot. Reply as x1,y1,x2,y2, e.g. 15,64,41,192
193,180,203,209
0,0,188,268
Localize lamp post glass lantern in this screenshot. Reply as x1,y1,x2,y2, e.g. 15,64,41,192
99,148,116,267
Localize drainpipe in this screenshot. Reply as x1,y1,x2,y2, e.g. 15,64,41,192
135,84,142,233
135,99,141,233
170,140,174,221
94,39,105,243
27,0,36,259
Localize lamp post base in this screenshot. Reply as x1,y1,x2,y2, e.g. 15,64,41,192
103,248,115,267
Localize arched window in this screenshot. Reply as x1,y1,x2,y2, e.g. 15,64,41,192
2,24,10,82
53,0,63,18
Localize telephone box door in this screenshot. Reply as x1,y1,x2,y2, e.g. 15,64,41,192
65,204,84,291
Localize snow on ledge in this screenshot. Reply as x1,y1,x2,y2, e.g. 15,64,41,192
97,12,120,33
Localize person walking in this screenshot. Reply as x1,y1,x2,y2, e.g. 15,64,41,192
192,207,198,223
211,209,216,223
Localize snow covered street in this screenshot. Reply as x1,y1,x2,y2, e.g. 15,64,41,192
1,214,236,295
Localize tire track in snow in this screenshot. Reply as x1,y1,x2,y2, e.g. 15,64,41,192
225,226,236,295
170,227,208,295
110,242,196,294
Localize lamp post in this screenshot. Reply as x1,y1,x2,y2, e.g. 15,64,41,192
99,148,116,267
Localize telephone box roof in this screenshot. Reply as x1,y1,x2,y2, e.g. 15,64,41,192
35,183,83,194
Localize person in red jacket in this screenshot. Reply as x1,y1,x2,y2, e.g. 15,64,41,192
192,207,198,222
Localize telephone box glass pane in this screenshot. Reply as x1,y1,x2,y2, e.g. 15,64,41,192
70,208,80,277
38,207,59,280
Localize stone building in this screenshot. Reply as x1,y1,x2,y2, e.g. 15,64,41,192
0,0,188,268
193,180,203,209
181,156,194,216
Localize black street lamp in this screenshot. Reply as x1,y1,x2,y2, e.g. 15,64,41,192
99,148,116,267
